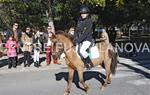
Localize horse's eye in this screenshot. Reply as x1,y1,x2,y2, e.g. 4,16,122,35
58,44,62,47
55,42,63,49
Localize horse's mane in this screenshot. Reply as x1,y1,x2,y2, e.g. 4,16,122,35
55,30,74,42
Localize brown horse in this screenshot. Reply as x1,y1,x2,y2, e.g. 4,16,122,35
51,30,117,95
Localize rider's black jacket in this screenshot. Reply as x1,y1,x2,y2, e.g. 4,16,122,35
74,17,93,44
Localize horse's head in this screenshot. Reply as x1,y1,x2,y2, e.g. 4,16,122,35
50,32,57,44
50,32,63,60
51,30,73,59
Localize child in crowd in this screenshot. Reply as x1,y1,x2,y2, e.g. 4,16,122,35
33,29,41,67
45,26,53,65
5,35,18,69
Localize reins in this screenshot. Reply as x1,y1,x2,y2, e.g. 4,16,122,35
65,45,75,52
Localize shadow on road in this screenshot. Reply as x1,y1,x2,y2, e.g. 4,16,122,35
119,63,150,79
117,39,150,71
55,71,106,92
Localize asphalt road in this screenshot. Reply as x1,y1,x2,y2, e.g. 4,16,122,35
0,57,149,95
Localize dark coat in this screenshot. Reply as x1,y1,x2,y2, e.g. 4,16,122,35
74,17,93,44
6,29,23,46
6,29,22,41
33,35,42,51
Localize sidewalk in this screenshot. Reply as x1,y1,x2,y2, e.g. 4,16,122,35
0,54,67,74
0,53,149,74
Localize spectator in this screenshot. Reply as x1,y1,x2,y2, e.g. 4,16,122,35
44,26,53,65
6,22,22,48
68,27,75,37
108,25,117,47
5,22,22,66
21,26,33,67
5,35,18,69
39,28,47,52
33,28,41,67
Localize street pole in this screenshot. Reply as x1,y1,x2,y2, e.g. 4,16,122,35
129,29,131,40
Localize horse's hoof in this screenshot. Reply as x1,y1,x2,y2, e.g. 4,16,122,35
85,86,90,94
63,91,70,95
100,86,105,91
107,80,112,84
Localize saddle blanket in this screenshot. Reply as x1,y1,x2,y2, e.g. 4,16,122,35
76,45,100,59
88,46,100,59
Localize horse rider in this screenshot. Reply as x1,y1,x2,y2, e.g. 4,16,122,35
74,5,94,70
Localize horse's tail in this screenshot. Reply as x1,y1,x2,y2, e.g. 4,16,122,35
109,48,118,75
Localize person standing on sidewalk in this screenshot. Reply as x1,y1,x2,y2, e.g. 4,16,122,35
5,35,18,69
108,25,116,47
21,26,33,67
33,28,41,67
45,26,53,65
6,22,22,45
6,22,23,66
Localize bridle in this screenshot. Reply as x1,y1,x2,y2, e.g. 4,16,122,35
52,38,75,59
65,45,75,52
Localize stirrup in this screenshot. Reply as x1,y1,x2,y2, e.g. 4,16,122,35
86,63,92,70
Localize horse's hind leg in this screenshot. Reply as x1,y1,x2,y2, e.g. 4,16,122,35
77,67,90,93
106,60,112,84
64,68,75,95
101,59,111,91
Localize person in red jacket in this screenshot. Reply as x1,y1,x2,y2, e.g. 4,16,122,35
5,35,18,69
45,26,53,65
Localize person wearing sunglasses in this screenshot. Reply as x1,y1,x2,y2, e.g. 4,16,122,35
5,22,22,67
21,26,33,67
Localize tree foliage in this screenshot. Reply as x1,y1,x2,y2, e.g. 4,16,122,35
0,0,53,29
0,0,150,30
80,0,124,8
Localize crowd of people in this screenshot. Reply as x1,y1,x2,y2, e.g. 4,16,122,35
0,22,59,69
0,5,118,70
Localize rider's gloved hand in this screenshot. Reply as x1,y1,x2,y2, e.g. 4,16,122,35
73,37,79,45
72,39,77,46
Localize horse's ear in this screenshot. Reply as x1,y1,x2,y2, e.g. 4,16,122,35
50,32,57,43
51,32,56,39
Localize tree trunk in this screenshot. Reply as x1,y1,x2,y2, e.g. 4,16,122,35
48,17,55,34
46,0,55,34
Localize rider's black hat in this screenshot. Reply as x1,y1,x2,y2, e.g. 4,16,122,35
80,5,90,14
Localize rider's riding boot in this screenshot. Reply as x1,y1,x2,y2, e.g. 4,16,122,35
84,56,93,70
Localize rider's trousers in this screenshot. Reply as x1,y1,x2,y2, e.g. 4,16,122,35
78,41,91,58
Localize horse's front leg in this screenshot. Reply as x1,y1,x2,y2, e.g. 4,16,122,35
64,67,75,95
77,67,90,93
